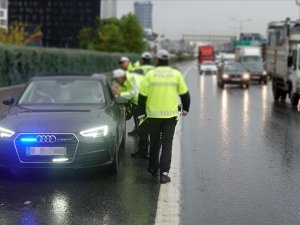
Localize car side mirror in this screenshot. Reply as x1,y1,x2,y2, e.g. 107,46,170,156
115,96,128,105
287,56,293,68
2,97,14,106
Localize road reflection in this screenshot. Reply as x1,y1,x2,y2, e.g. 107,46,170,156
261,85,269,122
199,75,205,120
264,103,300,171
220,89,229,162
242,90,250,135
51,193,70,224
21,211,38,225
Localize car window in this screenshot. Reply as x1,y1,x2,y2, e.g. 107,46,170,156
243,56,262,63
202,62,215,66
18,79,106,105
224,63,244,72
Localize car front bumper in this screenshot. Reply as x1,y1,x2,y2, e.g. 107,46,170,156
222,78,249,85
0,133,115,169
251,73,267,81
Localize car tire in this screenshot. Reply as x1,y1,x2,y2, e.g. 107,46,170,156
263,79,268,85
281,92,287,101
272,81,280,101
219,82,224,89
107,142,119,175
121,125,126,149
291,93,299,107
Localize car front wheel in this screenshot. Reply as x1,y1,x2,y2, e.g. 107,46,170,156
107,141,119,175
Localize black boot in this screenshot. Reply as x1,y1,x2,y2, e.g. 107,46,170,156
147,167,159,177
160,172,171,184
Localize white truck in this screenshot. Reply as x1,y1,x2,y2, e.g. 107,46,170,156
266,19,300,107
235,46,267,84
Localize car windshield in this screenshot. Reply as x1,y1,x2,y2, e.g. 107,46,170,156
243,56,262,63
224,63,244,72
18,79,106,105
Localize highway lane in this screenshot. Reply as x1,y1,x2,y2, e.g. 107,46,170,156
181,62,300,225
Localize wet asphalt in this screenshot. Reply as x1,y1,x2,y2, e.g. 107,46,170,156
181,63,300,225
1,62,300,225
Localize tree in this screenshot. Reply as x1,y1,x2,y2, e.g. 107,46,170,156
119,13,146,54
0,22,42,46
79,14,145,53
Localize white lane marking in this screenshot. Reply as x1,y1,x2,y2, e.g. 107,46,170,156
183,65,194,78
155,121,182,225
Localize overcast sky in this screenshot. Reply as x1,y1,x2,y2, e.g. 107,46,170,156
117,0,299,39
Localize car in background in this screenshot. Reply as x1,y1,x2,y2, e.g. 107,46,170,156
0,75,127,174
218,62,251,89
199,61,218,75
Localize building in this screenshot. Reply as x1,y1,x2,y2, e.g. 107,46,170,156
0,0,8,30
101,0,117,19
134,1,153,30
8,0,101,48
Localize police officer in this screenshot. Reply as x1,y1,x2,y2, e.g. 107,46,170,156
111,69,149,158
138,49,190,184
119,56,134,72
133,52,155,76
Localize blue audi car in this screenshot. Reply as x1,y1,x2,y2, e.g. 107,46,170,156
0,74,127,174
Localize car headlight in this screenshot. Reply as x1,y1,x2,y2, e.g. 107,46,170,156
80,126,108,138
263,71,267,76
222,74,229,79
0,126,15,138
243,73,251,80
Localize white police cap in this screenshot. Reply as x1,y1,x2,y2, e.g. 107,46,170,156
119,56,130,64
141,52,152,59
156,49,170,60
112,69,126,79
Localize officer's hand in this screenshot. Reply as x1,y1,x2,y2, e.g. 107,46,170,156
111,87,121,96
138,114,146,120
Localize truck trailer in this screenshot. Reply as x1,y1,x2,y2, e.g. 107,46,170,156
266,19,300,107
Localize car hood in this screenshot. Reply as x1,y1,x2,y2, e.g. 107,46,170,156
0,105,112,133
225,71,244,75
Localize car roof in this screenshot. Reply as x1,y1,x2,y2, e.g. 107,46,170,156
31,73,108,82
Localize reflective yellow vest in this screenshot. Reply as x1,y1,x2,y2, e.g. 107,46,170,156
139,66,188,118
120,72,143,105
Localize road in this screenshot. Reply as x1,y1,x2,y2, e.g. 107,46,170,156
0,61,300,225
181,62,300,225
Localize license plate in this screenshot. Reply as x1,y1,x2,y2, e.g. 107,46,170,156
27,147,67,156
232,78,241,82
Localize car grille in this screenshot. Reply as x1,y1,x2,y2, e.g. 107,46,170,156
14,133,78,163
230,74,241,78
205,70,213,75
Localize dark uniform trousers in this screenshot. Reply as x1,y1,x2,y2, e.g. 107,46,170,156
132,103,149,153
131,103,139,132
147,117,177,173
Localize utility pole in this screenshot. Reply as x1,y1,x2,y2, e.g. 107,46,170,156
296,0,300,19
230,18,251,39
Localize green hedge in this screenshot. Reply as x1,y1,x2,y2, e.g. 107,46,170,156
0,44,139,87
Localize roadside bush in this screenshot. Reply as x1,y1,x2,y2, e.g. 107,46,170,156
0,44,138,87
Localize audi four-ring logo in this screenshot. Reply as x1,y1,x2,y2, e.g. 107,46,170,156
36,135,57,143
